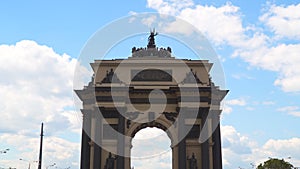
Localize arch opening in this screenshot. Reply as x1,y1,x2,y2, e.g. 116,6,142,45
131,127,172,169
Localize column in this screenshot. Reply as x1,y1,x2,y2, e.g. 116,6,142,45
213,116,222,169
208,118,214,169
81,130,90,169
117,115,125,169
89,112,96,169
81,111,91,169
201,111,209,169
178,109,186,169
93,112,102,169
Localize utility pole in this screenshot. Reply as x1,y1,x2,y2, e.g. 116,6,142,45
38,123,44,169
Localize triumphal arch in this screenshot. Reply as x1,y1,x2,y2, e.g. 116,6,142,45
76,31,228,169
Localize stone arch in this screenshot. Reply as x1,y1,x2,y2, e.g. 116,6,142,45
126,116,176,145
76,52,228,169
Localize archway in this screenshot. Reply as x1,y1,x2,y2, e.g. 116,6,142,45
131,127,172,169
76,37,228,169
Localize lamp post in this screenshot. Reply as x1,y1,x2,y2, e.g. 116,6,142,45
46,163,56,169
19,158,38,169
0,148,9,154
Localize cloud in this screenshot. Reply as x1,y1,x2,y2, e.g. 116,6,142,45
277,106,298,112
277,106,300,117
147,0,194,15
262,101,275,105
222,104,233,114
147,0,300,92
141,15,157,27
0,133,79,169
221,126,253,154
0,40,81,168
235,43,300,92
288,111,300,117
131,127,172,169
260,3,300,39
263,138,300,155
226,99,246,106
0,40,80,134
255,138,300,166
221,125,256,168
221,98,246,114
151,2,244,46
221,125,300,168
232,73,255,80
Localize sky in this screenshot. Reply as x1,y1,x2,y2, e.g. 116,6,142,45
1,0,300,169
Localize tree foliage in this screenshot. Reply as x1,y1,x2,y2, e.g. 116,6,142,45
257,158,294,169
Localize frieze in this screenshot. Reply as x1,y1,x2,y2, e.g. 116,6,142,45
131,69,172,81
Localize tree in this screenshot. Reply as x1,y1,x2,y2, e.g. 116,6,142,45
257,158,294,169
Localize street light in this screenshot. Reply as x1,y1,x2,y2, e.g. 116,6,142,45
46,163,56,169
19,158,38,169
0,148,9,154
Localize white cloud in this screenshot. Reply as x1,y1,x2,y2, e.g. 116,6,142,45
288,111,300,117
232,73,254,80
161,18,195,36
277,106,299,112
256,138,300,166
147,0,300,92
179,3,244,46
260,3,300,39
222,104,233,114
221,125,256,168
262,101,275,105
226,99,246,106
277,106,300,118
0,40,80,134
0,40,81,168
132,127,172,169
221,125,300,168
221,126,254,154
155,2,245,46
141,15,157,27
263,138,300,154
0,133,79,169
235,43,300,92
147,0,194,15
221,98,246,114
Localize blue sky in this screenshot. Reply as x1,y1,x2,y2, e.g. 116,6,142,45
1,0,300,169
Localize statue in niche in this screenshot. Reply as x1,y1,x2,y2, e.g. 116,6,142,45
104,152,116,169
147,29,158,48
101,68,122,83
187,153,198,169
182,69,203,84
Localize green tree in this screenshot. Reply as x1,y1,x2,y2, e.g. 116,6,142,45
257,158,294,169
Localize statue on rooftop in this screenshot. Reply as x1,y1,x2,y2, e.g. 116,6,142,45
147,29,158,48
